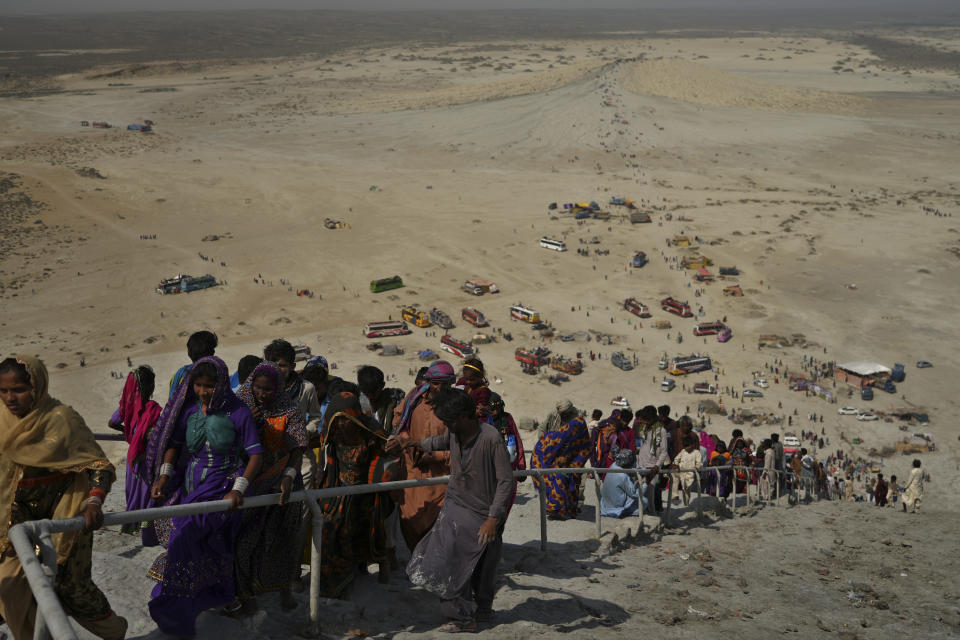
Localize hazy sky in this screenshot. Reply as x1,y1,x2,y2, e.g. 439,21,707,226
3,0,957,14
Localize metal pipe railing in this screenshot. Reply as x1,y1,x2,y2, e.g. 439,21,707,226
11,464,799,640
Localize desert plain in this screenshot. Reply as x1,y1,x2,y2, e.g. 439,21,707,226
1,9,960,640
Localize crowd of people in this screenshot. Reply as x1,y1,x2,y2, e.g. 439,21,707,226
0,330,927,639
0,332,526,638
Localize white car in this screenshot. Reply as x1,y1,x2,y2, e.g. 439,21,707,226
753,378,769,388
857,413,878,422
838,406,859,415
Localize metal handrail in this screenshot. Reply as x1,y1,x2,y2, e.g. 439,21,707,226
10,464,801,640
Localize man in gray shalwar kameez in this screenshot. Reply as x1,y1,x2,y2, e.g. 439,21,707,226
387,387,513,632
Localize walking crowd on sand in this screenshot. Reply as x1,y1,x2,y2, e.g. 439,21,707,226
0,330,928,639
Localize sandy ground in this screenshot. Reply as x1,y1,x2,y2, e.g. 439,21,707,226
2,23,960,640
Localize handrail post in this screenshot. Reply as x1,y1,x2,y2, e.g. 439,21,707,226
537,473,547,551
8,523,78,640
662,471,673,529
775,470,781,505
34,526,58,640
634,470,644,534
593,473,602,539
304,495,325,638
695,470,703,521
745,466,752,507
714,468,720,508
731,466,737,516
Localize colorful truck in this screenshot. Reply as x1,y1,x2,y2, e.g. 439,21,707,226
515,347,551,367
550,357,583,375
631,252,648,268
429,308,455,330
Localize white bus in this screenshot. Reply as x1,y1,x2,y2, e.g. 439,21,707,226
509,305,541,324
668,354,713,376
539,237,567,252
363,320,411,338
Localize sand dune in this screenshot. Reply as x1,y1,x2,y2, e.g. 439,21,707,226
620,58,869,114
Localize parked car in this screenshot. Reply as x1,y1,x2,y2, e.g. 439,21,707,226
560,334,575,342
837,406,859,415
753,378,769,388
661,378,676,392
611,352,633,371
743,389,763,398
916,360,933,368
611,396,630,408
857,412,878,422
860,386,874,401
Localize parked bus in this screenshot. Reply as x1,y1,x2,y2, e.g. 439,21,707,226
624,298,651,318
539,237,567,252
461,307,488,327
401,306,431,328
510,305,541,324
370,275,404,293
440,335,474,359
156,274,219,295
693,321,726,336
668,354,713,376
363,320,412,338
661,296,693,318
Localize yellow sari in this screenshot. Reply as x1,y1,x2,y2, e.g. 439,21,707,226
0,355,114,562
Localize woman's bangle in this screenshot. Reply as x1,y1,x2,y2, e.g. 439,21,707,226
88,488,107,501
86,496,103,507
232,476,250,494
160,463,175,478
282,467,298,480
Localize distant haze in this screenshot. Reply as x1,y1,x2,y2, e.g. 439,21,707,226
3,0,959,15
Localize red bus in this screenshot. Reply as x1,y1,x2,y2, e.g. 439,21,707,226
661,296,693,318
624,298,651,318
461,307,488,327
440,335,474,358
693,321,725,336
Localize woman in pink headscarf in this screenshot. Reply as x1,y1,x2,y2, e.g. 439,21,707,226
108,365,162,532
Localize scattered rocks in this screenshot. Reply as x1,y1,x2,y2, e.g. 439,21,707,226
75,166,106,179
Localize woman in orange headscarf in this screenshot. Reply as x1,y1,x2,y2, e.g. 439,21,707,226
0,356,126,640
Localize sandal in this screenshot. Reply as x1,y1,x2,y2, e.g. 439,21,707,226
438,621,478,633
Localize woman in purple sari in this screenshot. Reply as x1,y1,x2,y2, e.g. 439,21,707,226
144,356,263,638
